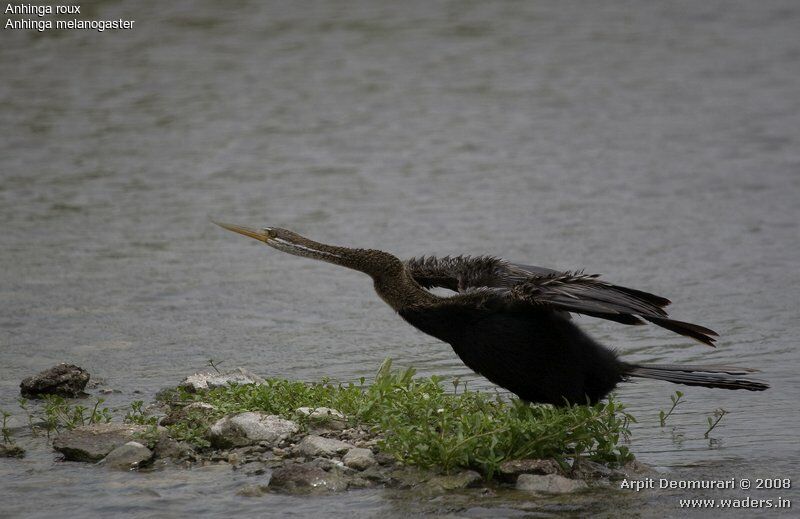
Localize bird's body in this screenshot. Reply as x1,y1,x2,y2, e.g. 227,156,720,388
215,223,768,405
399,301,625,405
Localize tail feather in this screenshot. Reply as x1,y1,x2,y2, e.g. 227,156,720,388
635,363,759,374
628,364,769,391
642,316,719,347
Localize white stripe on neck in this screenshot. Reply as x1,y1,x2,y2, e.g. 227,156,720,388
272,237,343,259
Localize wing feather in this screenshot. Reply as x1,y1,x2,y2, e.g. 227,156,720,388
404,255,717,346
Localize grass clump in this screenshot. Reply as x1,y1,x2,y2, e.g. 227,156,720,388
168,359,635,478
124,400,159,427
16,395,113,437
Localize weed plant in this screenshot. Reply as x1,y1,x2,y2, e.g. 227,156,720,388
704,408,728,438
13,396,112,438
167,359,636,477
1,409,12,444
659,390,684,427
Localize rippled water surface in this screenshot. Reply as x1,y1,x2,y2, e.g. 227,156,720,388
1,1,798,516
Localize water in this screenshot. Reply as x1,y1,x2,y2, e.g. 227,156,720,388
1,0,798,516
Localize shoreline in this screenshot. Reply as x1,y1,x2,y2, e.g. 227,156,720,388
4,362,648,496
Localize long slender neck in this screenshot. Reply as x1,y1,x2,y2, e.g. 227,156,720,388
372,268,440,311
267,231,440,311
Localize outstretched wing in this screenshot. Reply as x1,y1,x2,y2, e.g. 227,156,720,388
405,255,509,292
404,255,718,346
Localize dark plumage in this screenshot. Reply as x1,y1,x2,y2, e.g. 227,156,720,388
215,224,769,406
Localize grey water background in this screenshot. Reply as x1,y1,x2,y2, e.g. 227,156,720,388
1,0,798,516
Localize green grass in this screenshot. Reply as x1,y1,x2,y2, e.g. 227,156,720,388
13,395,112,438
124,400,159,427
166,359,636,478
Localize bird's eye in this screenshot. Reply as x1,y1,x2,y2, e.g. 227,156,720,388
264,228,277,239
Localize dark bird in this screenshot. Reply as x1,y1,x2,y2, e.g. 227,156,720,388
214,223,768,406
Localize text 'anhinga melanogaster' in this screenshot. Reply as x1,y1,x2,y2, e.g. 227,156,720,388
215,223,768,406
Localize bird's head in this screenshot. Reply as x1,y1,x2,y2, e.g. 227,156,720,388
213,221,403,278
213,222,344,260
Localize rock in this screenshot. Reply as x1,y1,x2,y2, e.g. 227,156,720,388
427,470,482,491
310,457,341,471
374,452,396,466
179,368,265,392
53,423,150,462
269,463,349,493
153,435,194,460
227,452,241,465
383,466,432,489
345,476,374,489
208,412,298,448
235,444,267,455
242,461,270,475
296,407,347,430
359,464,392,483
498,458,562,481
0,444,25,458
272,447,289,457
621,459,658,477
516,473,587,494
160,402,217,426
295,435,354,457
210,451,230,462
101,441,153,469
570,459,617,480
236,484,271,497
343,447,376,470
20,364,90,398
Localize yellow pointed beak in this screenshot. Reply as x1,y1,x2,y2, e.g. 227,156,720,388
213,221,270,243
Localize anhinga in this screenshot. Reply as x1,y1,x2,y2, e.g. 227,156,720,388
215,223,768,406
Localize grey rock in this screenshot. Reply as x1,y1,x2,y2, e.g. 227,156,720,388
242,461,271,475
296,407,347,430
385,466,432,488
374,452,396,466
516,473,588,494
20,364,90,398
343,447,375,470
179,368,265,392
309,457,340,471
571,459,617,480
101,441,153,469
208,412,299,448
269,462,349,493
226,451,242,465
498,458,562,481
235,444,267,455
272,447,289,457
427,470,482,491
358,464,392,483
153,435,194,460
345,476,374,489
210,451,230,462
53,423,150,462
236,483,271,497
621,459,658,477
295,435,354,457
160,402,217,426
0,444,25,458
